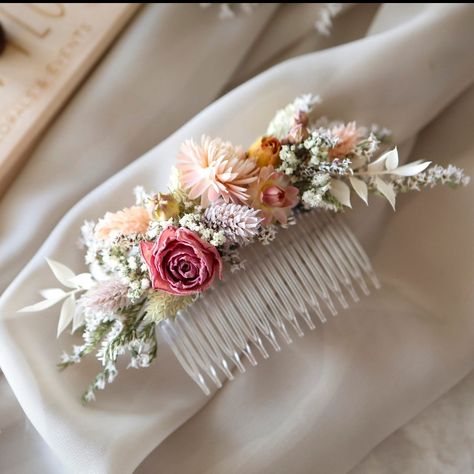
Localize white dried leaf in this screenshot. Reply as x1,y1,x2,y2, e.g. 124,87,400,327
368,151,389,173
57,294,76,338
39,288,66,300
368,148,398,173
69,273,95,290
46,258,76,289
330,180,351,208
18,298,63,313
375,176,396,210
384,148,399,170
349,176,368,205
72,310,85,334
391,160,431,176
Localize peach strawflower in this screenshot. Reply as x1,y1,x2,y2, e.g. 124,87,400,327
177,135,258,206
329,122,365,159
248,166,299,226
94,206,150,240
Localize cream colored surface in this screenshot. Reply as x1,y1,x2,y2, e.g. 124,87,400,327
0,3,139,196
0,4,473,474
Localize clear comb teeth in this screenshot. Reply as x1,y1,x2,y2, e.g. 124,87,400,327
159,211,380,394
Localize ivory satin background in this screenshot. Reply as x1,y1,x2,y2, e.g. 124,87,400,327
0,4,473,474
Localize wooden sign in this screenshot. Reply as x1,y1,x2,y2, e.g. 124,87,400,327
0,3,141,197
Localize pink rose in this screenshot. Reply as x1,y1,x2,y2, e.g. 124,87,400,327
140,227,223,296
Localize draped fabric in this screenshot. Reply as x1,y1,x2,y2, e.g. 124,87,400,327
0,4,473,473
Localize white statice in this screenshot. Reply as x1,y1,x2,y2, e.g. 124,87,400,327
315,3,342,36
105,362,118,384
96,319,124,366
391,164,470,193
221,247,246,273
127,255,138,271
147,217,174,239
179,210,228,247
128,339,155,369
200,3,259,19
354,133,379,160
83,388,96,403
267,94,320,139
168,166,180,192
179,212,203,233
257,224,278,245
304,129,339,165
318,158,353,176
133,186,148,206
302,190,325,209
94,373,106,391
60,345,82,365
301,172,334,210
78,220,95,249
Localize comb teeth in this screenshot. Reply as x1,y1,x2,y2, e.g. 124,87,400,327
159,212,380,394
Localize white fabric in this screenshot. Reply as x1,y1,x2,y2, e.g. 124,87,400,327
352,369,474,474
1,4,473,474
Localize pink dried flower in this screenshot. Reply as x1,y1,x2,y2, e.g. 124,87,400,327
248,166,299,226
329,122,365,159
140,227,223,296
81,279,130,313
204,202,262,245
94,206,150,240
177,135,258,206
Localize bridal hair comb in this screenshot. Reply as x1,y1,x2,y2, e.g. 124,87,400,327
20,95,469,402
160,210,379,394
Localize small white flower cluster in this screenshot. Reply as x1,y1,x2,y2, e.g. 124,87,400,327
96,319,124,365
392,164,470,193
200,3,259,19
81,220,150,302
369,124,392,142
128,338,155,369
278,144,300,176
315,3,342,36
354,133,379,160
301,173,334,210
318,158,353,176
221,246,246,273
147,218,173,239
134,185,148,207
304,129,340,165
179,211,227,247
257,225,278,245
62,302,158,402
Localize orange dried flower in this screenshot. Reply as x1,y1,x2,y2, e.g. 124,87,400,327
248,136,281,167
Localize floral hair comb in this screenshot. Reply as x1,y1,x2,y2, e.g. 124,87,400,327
20,95,469,402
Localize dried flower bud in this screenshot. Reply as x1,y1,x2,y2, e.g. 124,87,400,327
153,193,180,221
294,110,309,127
286,123,309,144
